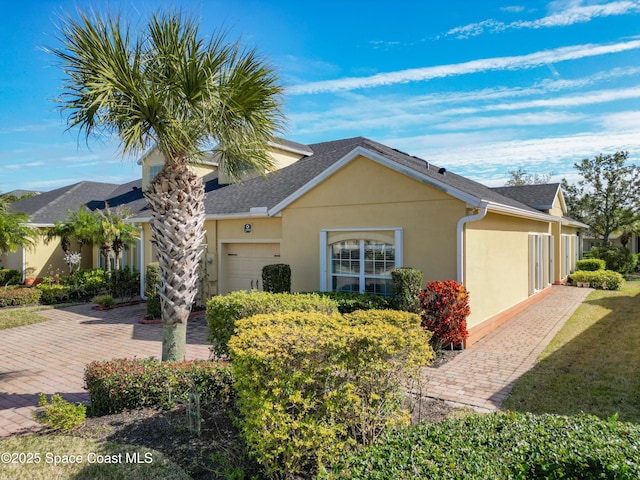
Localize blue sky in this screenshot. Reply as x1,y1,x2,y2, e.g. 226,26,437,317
2,0,640,192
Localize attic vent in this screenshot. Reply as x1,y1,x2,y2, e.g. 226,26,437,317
438,167,447,175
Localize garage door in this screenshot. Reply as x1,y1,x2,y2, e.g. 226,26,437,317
222,243,281,294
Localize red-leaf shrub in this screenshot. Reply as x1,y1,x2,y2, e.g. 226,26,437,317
419,280,470,348
0,287,42,307
84,358,233,415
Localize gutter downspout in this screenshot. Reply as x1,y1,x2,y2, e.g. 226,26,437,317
456,202,489,285
138,225,146,300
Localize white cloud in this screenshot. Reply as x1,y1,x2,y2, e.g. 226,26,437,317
432,111,585,130
500,6,526,13
444,0,640,39
288,40,640,94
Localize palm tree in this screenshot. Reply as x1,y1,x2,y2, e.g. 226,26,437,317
0,195,39,256
95,204,140,271
47,205,100,254
51,10,284,360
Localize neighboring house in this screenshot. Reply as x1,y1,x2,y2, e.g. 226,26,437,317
582,232,640,253
3,136,586,346
1,181,141,280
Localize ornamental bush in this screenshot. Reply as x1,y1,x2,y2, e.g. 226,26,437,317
576,258,606,272
0,269,21,286
0,287,42,307
64,268,108,299
570,270,625,290
34,393,86,431
391,267,423,313
206,291,338,357
261,263,291,293
145,263,161,319
334,412,640,479
229,310,433,478
590,246,637,274
419,280,470,349
36,284,74,304
313,291,395,313
84,358,233,415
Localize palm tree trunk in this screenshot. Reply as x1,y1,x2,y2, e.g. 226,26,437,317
145,162,205,361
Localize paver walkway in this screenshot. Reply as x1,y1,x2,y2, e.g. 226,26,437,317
1,286,591,439
0,303,211,438
422,285,592,411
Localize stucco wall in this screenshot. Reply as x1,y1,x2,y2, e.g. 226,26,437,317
281,155,465,292
464,212,551,329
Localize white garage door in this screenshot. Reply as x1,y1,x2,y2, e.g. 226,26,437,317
222,243,281,294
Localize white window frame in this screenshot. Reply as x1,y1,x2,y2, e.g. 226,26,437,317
319,228,403,293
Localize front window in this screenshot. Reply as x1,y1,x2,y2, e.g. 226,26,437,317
330,240,395,296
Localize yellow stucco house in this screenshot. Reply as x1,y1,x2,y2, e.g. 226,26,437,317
3,136,585,345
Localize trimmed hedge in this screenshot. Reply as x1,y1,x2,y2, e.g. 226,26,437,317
570,270,625,290
313,291,395,314
84,358,233,415
391,267,423,313
206,291,339,357
334,412,640,479
576,258,606,272
261,263,291,293
145,263,161,319
0,287,42,307
229,310,433,478
0,269,21,286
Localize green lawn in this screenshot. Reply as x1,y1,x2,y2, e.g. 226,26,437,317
503,280,640,423
0,435,189,480
0,305,53,330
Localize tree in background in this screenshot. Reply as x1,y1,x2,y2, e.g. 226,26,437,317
51,10,284,360
47,205,99,254
561,151,640,244
505,167,552,186
0,194,39,256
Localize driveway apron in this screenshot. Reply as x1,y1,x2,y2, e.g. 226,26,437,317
0,303,211,438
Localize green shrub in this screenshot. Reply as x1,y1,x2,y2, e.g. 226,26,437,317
391,267,423,313
576,258,606,271
145,262,161,319
206,291,338,357
334,412,640,479
419,280,470,349
92,294,115,309
229,310,433,478
0,287,42,307
590,246,637,274
34,393,86,431
570,270,625,290
36,284,74,304
64,268,108,298
0,269,21,286
261,263,291,293
313,291,395,314
84,358,233,415
107,266,140,300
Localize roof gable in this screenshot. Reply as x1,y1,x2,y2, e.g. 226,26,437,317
491,183,563,212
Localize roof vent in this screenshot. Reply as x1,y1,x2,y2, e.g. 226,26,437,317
438,167,447,175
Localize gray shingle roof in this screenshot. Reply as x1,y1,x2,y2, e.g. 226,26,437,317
490,184,562,211
12,136,563,224
9,181,121,224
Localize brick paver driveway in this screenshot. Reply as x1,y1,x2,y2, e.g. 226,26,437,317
0,303,211,438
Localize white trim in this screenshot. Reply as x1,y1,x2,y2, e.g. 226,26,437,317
319,231,328,291
21,246,26,283
486,201,558,222
267,140,313,156
138,226,146,300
